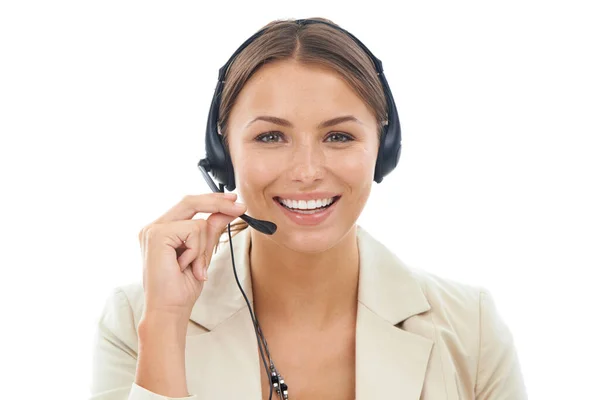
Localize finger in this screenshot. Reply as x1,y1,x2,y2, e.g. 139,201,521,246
204,212,241,267
183,262,204,288
190,249,206,282
191,219,208,281
154,193,244,223
138,194,238,244
174,220,205,271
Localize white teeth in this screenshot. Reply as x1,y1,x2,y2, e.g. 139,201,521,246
278,197,335,210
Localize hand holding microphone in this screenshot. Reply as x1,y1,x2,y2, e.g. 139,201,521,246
137,193,247,319
137,157,276,321
135,193,247,395
133,160,278,396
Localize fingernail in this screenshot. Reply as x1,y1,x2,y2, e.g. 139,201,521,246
223,193,237,199
233,202,246,211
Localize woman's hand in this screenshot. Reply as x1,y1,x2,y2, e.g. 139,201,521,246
138,192,247,319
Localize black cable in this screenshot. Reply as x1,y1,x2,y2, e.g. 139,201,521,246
226,223,276,400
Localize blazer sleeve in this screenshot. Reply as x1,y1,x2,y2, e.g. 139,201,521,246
474,288,528,400
90,287,197,400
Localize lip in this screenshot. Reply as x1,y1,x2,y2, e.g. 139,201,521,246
273,196,341,226
273,192,341,201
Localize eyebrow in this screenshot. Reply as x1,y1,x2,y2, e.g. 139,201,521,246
245,115,363,129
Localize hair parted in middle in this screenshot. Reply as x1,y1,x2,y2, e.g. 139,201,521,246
214,17,389,243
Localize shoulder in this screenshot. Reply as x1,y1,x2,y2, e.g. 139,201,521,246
398,266,483,358
117,282,146,322
405,266,504,345
404,266,526,394
405,268,526,397
96,283,146,344
407,266,509,339
410,267,483,320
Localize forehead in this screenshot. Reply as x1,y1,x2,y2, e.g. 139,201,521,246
229,60,374,123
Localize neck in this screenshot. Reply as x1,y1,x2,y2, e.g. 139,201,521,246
249,225,360,330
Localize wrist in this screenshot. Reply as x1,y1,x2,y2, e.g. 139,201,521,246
138,310,189,343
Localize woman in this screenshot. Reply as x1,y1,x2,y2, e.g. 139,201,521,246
90,18,527,400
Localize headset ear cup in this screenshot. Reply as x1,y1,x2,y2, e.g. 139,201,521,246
223,151,236,191
205,133,237,191
374,116,402,183
204,81,237,191
374,126,390,183
374,130,385,183
374,72,402,183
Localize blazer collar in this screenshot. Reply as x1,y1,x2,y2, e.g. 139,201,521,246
188,225,434,399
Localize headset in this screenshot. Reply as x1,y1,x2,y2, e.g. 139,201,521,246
197,18,402,400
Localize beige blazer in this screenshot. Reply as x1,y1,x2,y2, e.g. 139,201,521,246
90,226,527,400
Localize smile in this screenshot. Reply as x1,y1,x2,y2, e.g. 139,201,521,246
273,195,341,224
275,196,340,213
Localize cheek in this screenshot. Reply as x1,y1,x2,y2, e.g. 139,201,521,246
336,146,377,186
233,151,279,199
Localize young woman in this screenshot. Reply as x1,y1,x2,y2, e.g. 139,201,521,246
90,18,527,400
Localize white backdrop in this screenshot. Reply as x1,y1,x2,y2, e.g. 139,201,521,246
1,0,598,398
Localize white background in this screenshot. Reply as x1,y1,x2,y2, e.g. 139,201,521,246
1,0,598,398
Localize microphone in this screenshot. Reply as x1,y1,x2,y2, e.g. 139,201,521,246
239,214,277,235
197,160,278,235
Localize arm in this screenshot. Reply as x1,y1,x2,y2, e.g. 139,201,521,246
135,311,192,397
90,288,197,400
474,288,528,400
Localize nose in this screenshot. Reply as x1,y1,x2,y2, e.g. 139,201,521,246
288,139,326,184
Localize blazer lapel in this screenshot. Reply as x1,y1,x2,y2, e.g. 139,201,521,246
186,226,443,399
187,228,263,399
355,227,434,400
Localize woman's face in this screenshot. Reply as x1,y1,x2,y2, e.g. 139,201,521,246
226,59,380,253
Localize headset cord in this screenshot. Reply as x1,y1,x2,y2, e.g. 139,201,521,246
227,223,286,400
255,322,286,400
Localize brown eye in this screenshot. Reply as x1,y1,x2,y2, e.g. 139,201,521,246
256,131,283,143
326,132,353,143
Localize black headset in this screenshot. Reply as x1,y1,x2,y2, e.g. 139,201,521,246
196,19,402,400
198,18,402,193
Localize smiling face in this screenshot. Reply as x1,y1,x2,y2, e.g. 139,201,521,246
225,59,380,253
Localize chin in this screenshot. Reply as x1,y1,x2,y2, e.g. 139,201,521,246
275,219,357,255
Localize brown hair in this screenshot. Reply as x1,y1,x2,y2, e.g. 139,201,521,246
215,17,389,250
